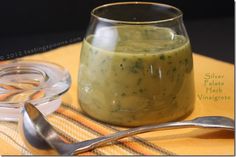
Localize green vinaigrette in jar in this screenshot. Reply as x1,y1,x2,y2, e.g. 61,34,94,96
78,25,195,126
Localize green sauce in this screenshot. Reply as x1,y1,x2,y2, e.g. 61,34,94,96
78,26,195,126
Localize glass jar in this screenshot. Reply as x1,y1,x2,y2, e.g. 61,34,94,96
78,2,195,126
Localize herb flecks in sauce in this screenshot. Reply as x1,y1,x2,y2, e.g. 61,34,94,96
130,59,144,73
137,78,142,85
160,54,165,60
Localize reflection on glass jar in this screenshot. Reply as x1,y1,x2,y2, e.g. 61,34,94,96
78,2,195,126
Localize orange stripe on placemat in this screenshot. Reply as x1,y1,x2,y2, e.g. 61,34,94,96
30,90,45,100
79,152,97,155
57,107,161,155
0,84,22,90
0,92,21,101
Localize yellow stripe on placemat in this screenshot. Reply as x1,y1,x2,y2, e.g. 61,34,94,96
0,138,20,155
0,122,31,155
48,104,176,155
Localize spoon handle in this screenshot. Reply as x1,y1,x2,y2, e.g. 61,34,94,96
68,120,192,155
67,117,234,155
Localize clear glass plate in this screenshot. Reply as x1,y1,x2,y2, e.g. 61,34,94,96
0,60,71,121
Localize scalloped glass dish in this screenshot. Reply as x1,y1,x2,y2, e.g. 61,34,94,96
0,60,71,121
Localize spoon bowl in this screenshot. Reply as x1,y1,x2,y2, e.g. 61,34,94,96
19,102,234,155
19,102,59,154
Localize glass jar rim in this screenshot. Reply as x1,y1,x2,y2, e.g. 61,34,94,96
91,2,183,24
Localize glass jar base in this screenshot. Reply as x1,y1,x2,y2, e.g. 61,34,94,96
81,103,194,127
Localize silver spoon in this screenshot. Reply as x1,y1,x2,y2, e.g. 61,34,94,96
19,102,234,155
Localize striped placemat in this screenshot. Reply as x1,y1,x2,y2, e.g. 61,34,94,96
0,43,234,155
0,103,176,155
